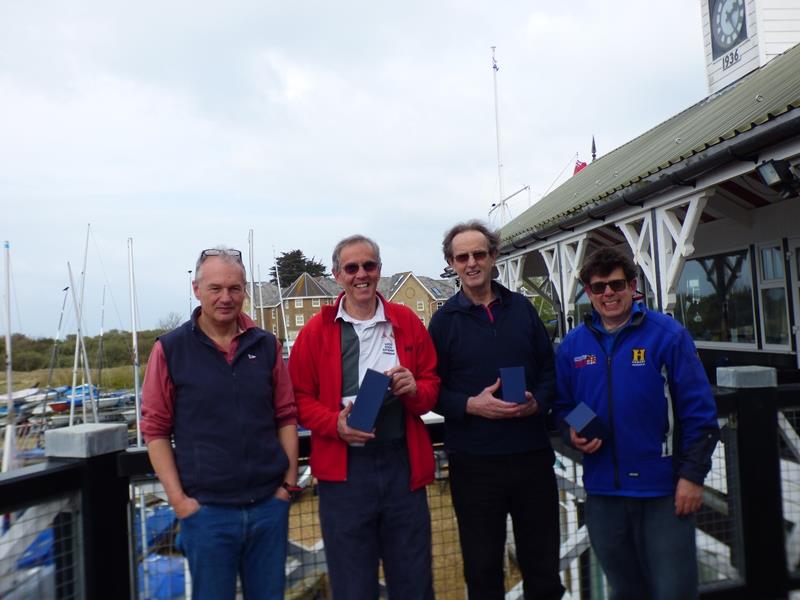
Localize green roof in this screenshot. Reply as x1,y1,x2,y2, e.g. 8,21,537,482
499,42,800,249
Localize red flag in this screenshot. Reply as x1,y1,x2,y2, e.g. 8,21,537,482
573,160,587,175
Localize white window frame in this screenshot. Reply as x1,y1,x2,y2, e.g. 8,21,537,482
416,300,425,311
756,241,791,351
312,298,321,307
295,298,304,308
295,314,305,326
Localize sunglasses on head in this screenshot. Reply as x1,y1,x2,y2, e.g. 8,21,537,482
200,248,242,261
452,250,490,264
341,260,380,275
587,278,629,295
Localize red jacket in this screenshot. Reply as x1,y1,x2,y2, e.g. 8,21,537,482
288,293,439,490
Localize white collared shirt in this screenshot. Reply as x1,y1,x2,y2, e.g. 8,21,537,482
336,298,399,401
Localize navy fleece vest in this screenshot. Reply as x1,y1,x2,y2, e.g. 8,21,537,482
159,317,288,505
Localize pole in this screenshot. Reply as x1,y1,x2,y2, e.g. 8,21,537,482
273,247,290,349
248,229,256,319
491,46,505,225
128,239,142,448
2,241,16,473
66,263,98,424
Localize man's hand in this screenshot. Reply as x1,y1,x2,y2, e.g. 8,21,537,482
337,401,376,444
172,494,201,520
675,477,703,516
466,378,537,419
386,365,417,397
570,427,603,454
275,486,291,502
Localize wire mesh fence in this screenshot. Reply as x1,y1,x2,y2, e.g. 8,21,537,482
779,407,800,577
127,427,744,600
0,494,81,600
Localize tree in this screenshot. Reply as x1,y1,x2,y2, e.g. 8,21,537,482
157,311,184,332
269,250,328,286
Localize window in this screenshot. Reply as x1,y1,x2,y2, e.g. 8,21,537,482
416,300,425,311
437,301,445,308
295,299,304,308
419,315,425,324
758,244,789,347
283,301,289,309
272,324,277,334
295,315,305,326
271,309,276,319
674,249,755,344
312,298,321,307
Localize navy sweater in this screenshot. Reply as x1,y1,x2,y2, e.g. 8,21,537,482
428,283,556,455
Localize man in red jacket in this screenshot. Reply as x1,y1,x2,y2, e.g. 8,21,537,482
288,234,440,600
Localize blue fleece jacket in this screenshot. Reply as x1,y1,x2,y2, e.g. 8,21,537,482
428,282,555,455
554,303,719,496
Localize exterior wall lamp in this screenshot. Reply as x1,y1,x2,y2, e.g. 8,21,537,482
756,159,800,199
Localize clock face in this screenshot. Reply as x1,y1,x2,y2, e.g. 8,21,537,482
710,0,747,59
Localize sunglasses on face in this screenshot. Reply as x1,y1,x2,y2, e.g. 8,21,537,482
200,248,242,261
587,278,629,295
452,250,490,264
341,260,380,275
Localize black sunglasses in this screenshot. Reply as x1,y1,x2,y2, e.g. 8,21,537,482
587,278,629,295
342,261,380,275
452,250,490,264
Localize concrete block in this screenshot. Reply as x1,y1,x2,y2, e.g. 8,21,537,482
45,423,128,458
716,365,777,389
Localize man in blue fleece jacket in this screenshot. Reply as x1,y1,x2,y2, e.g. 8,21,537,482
429,220,564,600
554,247,719,600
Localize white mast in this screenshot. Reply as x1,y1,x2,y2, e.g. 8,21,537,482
273,247,290,350
187,270,193,319
128,238,142,448
491,46,506,225
247,229,256,319
66,263,98,425
2,241,16,473
257,264,265,329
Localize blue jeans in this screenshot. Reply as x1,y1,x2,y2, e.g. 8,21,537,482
317,441,434,600
585,494,698,600
178,495,290,600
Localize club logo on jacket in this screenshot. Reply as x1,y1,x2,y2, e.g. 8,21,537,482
631,348,646,366
573,354,597,368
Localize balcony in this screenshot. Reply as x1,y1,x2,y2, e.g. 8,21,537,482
1,383,799,599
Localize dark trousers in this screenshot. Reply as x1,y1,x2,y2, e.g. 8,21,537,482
318,442,434,600
448,448,564,600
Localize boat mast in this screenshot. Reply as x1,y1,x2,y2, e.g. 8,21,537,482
273,247,290,352
2,241,15,473
128,238,142,448
66,263,98,425
248,229,256,319
257,264,265,329
97,285,106,389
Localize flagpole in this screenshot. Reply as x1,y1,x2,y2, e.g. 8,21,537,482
491,46,506,226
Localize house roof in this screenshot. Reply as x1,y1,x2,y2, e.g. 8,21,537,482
252,281,280,307
283,272,334,298
499,42,800,250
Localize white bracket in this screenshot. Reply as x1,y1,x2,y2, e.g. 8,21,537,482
655,193,708,312
617,212,657,296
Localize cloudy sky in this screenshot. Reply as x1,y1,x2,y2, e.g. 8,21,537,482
1,0,709,338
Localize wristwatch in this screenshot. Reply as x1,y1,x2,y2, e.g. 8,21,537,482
281,482,303,501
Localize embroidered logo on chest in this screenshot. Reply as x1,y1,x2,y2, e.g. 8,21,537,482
631,348,646,366
573,354,597,368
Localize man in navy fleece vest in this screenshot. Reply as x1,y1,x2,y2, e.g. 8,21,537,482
142,247,299,600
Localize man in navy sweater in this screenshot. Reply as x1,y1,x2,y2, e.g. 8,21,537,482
142,247,299,600
429,221,564,600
